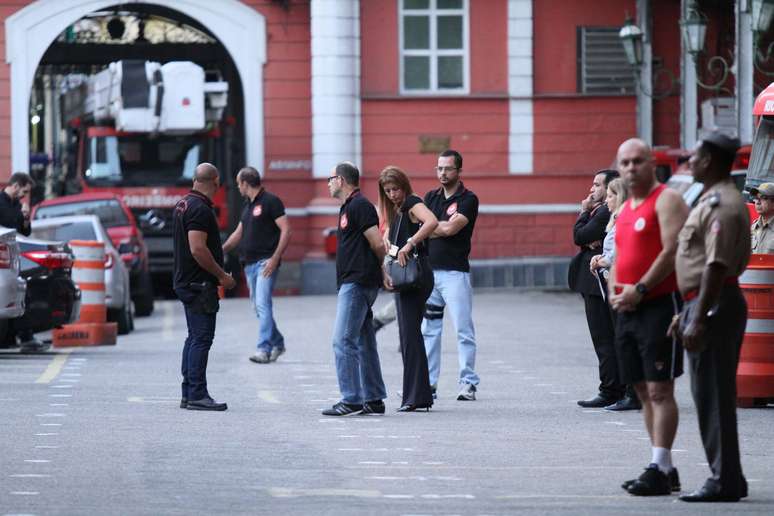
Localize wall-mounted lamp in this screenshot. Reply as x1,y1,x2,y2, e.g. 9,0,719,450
752,0,774,81
619,17,679,99
680,1,731,92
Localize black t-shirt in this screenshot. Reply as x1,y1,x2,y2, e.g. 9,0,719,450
238,189,286,264
173,190,224,290
424,182,479,272
0,191,30,236
388,195,428,257
336,190,381,288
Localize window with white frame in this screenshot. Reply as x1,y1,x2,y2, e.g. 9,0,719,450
399,0,468,94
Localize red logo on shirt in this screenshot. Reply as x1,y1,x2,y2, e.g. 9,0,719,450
446,203,458,216
252,205,263,217
340,213,348,229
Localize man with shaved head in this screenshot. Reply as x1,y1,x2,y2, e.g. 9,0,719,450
609,139,689,496
173,162,236,411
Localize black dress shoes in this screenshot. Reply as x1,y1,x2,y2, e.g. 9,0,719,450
186,397,228,411
180,398,188,409
605,396,642,411
577,395,618,408
397,404,431,412
679,486,740,502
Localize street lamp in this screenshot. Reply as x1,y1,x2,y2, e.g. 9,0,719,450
680,1,730,92
753,0,774,37
619,17,678,99
619,17,643,67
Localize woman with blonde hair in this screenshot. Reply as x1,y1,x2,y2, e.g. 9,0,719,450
378,166,438,411
589,176,640,411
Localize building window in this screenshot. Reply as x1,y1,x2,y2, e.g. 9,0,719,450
577,27,635,95
399,0,469,95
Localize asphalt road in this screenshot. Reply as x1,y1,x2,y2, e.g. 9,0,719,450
1,291,773,515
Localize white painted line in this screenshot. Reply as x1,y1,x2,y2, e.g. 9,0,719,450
310,399,328,402
672,449,686,452
489,360,506,364
359,461,386,465
34,433,58,436
338,448,363,451
34,446,58,449
9,491,40,495
550,391,568,395
420,494,475,499
62,373,82,377
622,429,643,432
422,461,444,465
605,422,626,426
71,358,87,362
49,394,72,398
49,403,68,407
9,474,51,478
0,398,20,401
337,435,359,438
383,494,415,498
35,413,66,417
522,376,538,380
391,461,408,465
59,379,79,383
39,424,62,427
318,419,345,423
637,437,650,440
49,385,72,389
24,460,50,463
534,383,553,387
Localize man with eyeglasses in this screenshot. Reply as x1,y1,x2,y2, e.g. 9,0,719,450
422,149,480,401
750,183,774,254
322,162,388,416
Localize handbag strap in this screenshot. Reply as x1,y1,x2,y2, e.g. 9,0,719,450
389,210,404,246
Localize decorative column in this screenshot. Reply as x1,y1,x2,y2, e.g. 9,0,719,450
637,0,653,145
736,0,754,143
311,0,361,178
507,0,533,174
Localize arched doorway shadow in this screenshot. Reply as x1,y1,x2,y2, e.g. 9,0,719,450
5,0,266,174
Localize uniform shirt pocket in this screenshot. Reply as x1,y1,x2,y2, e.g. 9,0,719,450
678,226,696,256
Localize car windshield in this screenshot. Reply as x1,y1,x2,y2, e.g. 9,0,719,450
748,117,774,187
83,134,211,187
34,199,129,228
31,222,97,242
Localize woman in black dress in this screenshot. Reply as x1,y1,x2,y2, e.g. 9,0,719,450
378,166,438,412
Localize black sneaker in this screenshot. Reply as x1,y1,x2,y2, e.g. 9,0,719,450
622,467,680,492
362,400,385,415
321,402,363,416
431,384,438,400
627,464,673,496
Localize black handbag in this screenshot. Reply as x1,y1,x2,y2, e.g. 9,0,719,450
386,211,422,291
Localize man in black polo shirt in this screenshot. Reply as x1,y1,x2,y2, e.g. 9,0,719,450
422,149,480,401
322,162,388,416
0,172,33,236
173,163,235,411
223,166,291,364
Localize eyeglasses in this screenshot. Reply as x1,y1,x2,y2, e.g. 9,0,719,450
435,166,458,173
327,175,340,183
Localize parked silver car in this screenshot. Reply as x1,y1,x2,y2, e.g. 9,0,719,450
30,215,134,334
0,228,27,339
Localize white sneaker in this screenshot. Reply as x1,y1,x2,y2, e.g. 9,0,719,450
457,383,477,401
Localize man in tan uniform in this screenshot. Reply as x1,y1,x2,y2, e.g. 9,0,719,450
749,182,774,253
672,131,750,503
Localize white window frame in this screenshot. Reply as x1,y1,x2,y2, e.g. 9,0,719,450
398,0,470,95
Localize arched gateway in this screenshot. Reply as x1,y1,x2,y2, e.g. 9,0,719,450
5,0,266,173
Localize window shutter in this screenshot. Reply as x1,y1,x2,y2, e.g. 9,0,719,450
579,27,635,95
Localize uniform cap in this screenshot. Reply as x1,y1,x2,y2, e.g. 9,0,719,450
750,182,774,197
700,131,741,157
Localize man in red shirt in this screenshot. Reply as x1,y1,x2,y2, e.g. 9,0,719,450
609,138,689,496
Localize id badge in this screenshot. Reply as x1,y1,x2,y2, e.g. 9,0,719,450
389,244,399,258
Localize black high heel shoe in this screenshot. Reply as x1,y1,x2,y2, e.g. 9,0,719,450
397,404,432,412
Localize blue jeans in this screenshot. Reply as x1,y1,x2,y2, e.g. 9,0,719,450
332,283,386,405
421,270,479,387
181,305,216,401
244,259,284,353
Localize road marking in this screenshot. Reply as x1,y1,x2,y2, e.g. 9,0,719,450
34,446,58,449
268,487,381,498
422,461,444,465
383,494,415,498
550,391,568,395
497,494,627,500
359,461,386,465
24,460,50,463
62,373,82,377
49,394,72,398
34,433,58,436
127,397,177,404
49,385,72,389
338,448,363,451
605,421,625,426
9,474,51,478
49,404,68,407
420,494,474,499
40,424,62,427
59,379,79,383
257,391,281,404
35,351,71,384
35,414,66,417
9,491,40,496
337,435,359,438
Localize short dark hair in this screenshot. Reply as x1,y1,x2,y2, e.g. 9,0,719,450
335,162,360,186
596,169,619,187
8,172,34,188
699,142,735,174
237,166,261,187
439,149,463,170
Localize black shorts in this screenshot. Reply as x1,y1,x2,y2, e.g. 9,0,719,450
615,292,683,384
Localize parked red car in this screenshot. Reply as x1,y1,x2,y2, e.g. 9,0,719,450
32,192,154,316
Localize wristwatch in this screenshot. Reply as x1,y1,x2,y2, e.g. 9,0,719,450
635,282,648,296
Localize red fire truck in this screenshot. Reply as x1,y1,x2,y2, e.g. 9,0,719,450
60,60,230,274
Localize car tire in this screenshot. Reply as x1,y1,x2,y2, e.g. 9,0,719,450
112,303,132,335
133,273,154,317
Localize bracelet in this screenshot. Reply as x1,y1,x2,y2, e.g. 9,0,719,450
407,237,415,248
